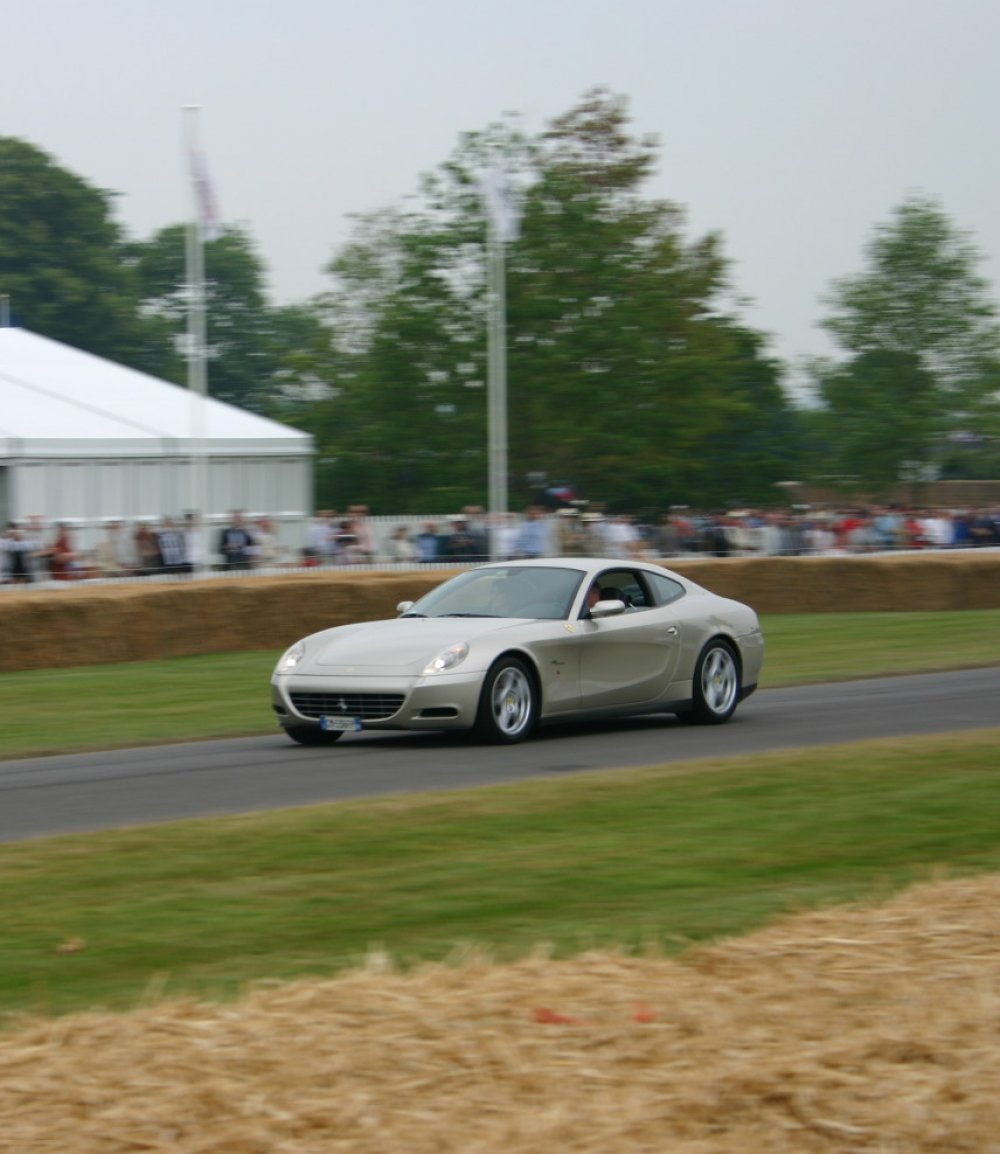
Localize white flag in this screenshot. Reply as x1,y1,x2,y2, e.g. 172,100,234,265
482,165,520,243
189,147,222,242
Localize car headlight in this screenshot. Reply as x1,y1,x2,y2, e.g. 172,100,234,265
422,641,469,675
274,640,306,674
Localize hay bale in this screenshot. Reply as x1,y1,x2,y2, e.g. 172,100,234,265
2,555,1000,673
1,873,998,1153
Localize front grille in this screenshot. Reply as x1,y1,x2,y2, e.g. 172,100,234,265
290,691,405,721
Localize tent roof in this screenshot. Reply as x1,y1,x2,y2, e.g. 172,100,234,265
0,328,313,458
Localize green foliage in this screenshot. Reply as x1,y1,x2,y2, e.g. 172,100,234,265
10,123,999,514
0,137,162,370
128,224,290,411
0,137,338,420
812,194,1000,493
301,89,803,513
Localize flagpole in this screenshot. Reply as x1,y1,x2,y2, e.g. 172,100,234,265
183,104,210,574
487,213,508,560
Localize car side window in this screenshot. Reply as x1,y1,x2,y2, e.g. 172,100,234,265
595,571,651,611
648,571,686,606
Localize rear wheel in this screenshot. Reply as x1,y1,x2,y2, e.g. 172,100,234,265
475,657,538,743
690,639,741,724
283,725,344,746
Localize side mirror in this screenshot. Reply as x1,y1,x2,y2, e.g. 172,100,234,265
396,600,415,614
590,598,626,618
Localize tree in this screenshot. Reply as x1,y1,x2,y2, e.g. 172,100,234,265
509,89,796,509
813,194,1000,491
0,136,160,369
128,224,284,411
306,88,800,513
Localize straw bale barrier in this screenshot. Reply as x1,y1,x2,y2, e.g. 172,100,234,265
2,551,999,673
2,872,998,1153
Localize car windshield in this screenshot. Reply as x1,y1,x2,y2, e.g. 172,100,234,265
404,566,586,621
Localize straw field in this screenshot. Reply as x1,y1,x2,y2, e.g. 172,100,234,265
2,872,998,1153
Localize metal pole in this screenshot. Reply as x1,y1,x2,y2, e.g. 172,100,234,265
487,221,508,559
183,105,210,574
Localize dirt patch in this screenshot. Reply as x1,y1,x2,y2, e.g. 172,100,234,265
2,873,999,1152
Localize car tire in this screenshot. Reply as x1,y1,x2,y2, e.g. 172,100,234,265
283,725,344,746
689,639,741,724
474,657,538,744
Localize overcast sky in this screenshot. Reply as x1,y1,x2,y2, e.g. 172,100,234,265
5,0,999,386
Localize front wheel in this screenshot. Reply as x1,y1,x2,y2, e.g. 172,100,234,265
283,725,344,746
475,657,538,743
689,640,741,724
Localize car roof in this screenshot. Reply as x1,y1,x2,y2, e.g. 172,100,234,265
477,557,687,580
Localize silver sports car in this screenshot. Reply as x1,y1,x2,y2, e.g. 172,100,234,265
272,558,763,745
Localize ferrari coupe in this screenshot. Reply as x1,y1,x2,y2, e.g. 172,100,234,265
272,558,763,745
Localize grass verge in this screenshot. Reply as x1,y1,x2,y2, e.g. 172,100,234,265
3,728,999,1020
1,610,999,759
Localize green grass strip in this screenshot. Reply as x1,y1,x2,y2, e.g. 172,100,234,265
3,729,999,1020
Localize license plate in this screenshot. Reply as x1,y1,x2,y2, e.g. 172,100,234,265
320,715,363,732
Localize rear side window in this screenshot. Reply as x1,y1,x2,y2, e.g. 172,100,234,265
648,571,686,606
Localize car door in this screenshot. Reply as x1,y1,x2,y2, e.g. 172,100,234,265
576,571,682,708
527,628,584,715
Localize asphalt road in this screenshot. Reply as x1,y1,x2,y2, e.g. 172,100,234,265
2,668,998,843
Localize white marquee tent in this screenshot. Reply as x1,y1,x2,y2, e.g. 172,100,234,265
0,328,314,560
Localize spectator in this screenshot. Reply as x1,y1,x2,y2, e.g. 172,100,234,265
803,514,839,555
347,505,377,562
604,513,643,557
441,515,479,560
580,512,608,553
251,517,281,567
217,510,256,571
94,520,134,578
46,522,79,580
386,524,418,563
134,521,163,576
969,507,999,547
845,510,877,552
491,512,519,560
183,512,204,574
157,516,190,575
655,513,682,557
460,505,490,561
921,508,953,549
703,514,731,558
414,521,442,563
2,523,35,584
513,506,550,558
305,510,338,565
901,509,927,549
873,504,904,551
555,508,589,556
334,518,365,564
951,509,973,549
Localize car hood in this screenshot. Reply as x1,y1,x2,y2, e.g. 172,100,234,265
302,616,525,675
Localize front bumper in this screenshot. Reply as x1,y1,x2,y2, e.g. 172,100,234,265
271,670,487,733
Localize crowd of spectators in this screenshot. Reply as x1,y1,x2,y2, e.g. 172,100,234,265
3,501,999,586
648,503,1000,557
0,512,283,584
